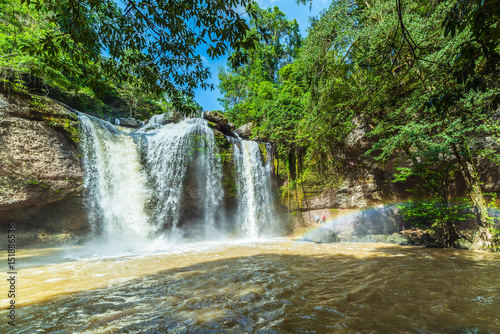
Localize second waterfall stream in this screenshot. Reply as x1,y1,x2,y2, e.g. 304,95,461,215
78,113,280,243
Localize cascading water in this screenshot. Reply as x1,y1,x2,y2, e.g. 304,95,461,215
79,114,151,241
232,139,276,239
78,112,278,242
142,118,224,237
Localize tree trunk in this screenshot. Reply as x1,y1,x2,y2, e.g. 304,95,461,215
288,151,296,181
452,142,492,250
287,161,291,232
294,182,305,226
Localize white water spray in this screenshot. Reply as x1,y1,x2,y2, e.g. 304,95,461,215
79,114,278,242
79,114,151,241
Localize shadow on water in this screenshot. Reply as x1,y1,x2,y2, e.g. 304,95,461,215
6,245,500,334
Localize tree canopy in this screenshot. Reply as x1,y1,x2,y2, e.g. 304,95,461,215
1,0,260,114
218,0,500,249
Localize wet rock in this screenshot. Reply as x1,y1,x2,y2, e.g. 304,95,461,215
303,227,340,243
116,117,140,128
0,87,88,244
400,228,435,246
222,122,236,133
455,239,472,250
234,122,253,139
339,234,388,243
385,233,409,245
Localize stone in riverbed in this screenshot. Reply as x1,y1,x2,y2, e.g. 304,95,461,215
385,233,409,245
303,227,340,243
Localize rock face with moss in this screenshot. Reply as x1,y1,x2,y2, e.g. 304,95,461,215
0,83,87,246
203,111,236,136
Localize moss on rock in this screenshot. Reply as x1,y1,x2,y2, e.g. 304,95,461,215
213,130,232,152
29,95,80,144
207,121,220,130
259,143,268,164
212,130,238,198
1,79,80,145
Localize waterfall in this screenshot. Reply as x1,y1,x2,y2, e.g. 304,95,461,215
78,113,278,242
79,114,151,241
233,140,276,239
142,118,224,237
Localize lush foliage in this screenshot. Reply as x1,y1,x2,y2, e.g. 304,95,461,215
218,0,500,248
1,0,257,117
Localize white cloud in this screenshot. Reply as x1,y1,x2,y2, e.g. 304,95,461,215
256,0,282,8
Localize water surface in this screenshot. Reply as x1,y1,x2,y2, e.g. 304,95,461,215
2,239,500,333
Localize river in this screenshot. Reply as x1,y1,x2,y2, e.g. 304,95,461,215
2,239,499,333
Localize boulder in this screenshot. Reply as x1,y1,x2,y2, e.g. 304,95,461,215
207,121,221,130
234,122,253,139
455,239,472,250
203,111,228,128
222,122,236,133
385,233,409,245
116,117,139,128
337,234,388,242
303,227,340,243
400,228,435,246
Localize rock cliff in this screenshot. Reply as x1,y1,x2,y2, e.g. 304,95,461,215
0,83,88,246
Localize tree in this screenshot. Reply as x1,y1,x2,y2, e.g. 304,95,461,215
17,0,260,114
218,4,301,126
295,0,500,249
218,4,303,180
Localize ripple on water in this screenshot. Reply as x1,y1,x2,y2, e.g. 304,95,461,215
2,241,500,333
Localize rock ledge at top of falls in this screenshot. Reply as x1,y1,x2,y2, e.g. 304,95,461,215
116,117,143,128
203,111,228,127
303,227,340,243
203,111,237,136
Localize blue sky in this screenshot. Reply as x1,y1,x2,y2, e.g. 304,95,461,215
194,0,331,111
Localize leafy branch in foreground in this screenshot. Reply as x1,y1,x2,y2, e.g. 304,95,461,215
19,0,260,114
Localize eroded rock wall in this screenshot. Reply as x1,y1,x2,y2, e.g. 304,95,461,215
0,85,87,246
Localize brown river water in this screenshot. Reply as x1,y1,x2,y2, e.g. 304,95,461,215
1,238,500,333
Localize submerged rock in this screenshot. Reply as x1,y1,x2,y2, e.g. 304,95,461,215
303,227,340,243
339,234,388,243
